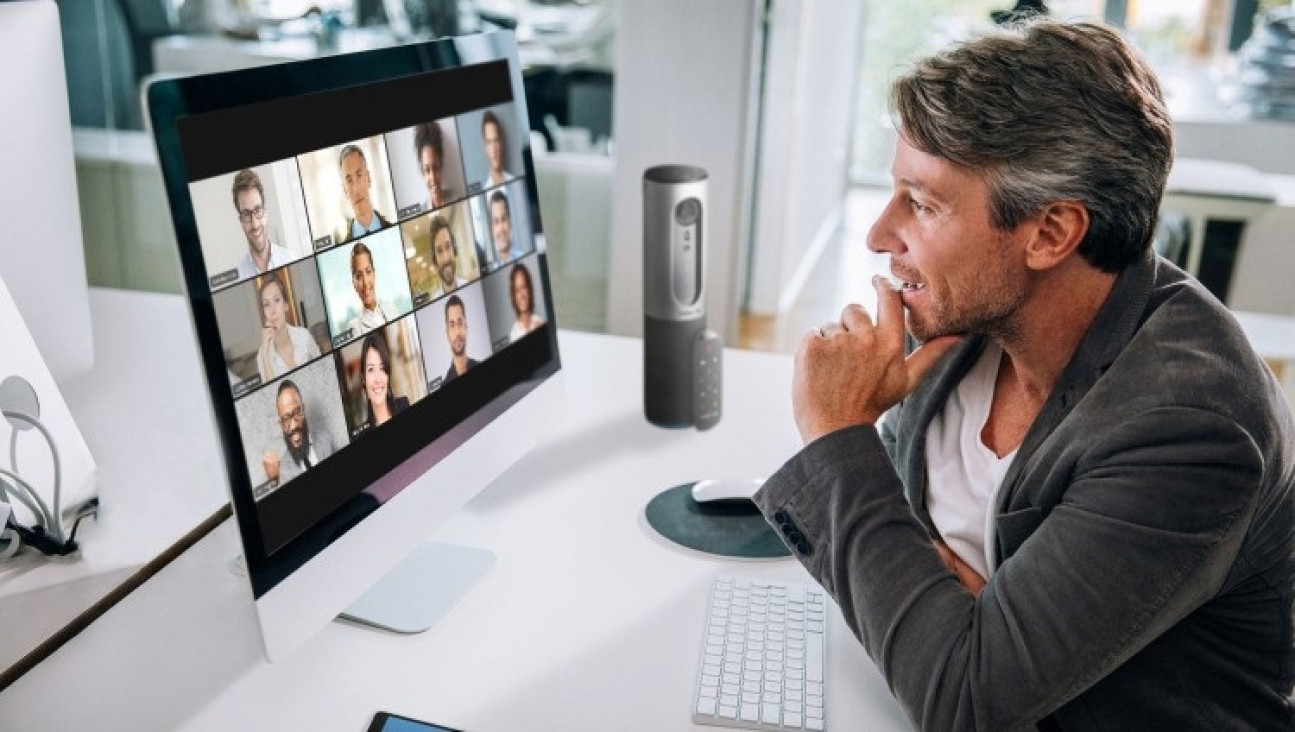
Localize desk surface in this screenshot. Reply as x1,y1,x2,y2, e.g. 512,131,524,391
0,303,911,730
0,289,227,677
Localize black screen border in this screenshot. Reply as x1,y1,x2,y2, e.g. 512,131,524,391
146,32,561,598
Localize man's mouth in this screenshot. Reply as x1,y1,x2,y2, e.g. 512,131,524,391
885,274,926,292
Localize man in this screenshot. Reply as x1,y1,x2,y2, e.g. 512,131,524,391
337,144,391,243
262,379,336,487
232,168,292,279
754,19,1295,730
488,189,520,268
481,110,514,189
442,294,478,383
346,242,391,336
429,214,467,298
413,121,458,210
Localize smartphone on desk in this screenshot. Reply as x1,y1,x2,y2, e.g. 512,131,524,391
368,711,461,732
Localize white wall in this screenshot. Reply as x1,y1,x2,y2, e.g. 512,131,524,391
607,0,765,340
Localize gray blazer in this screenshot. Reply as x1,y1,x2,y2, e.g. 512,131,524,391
276,428,337,484
755,251,1295,730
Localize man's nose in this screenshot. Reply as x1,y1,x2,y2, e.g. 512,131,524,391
866,199,904,255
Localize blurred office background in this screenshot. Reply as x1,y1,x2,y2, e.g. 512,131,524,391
52,0,1295,387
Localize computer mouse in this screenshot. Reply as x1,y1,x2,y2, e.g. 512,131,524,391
690,477,764,505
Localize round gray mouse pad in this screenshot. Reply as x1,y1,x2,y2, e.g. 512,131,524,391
645,483,791,559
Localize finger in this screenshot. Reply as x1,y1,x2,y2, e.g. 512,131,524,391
872,275,905,338
904,334,964,392
839,303,873,332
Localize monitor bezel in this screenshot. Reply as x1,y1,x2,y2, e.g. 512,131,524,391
145,32,561,601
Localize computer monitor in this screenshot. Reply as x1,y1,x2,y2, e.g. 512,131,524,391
145,31,562,661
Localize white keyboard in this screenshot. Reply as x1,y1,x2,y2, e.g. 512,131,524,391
692,575,828,731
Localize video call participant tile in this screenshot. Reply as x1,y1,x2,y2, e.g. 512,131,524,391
469,179,535,275
333,316,429,441
415,282,492,393
233,358,350,500
317,228,414,348
401,201,480,309
297,136,398,251
386,117,468,220
213,258,329,396
188,162,314,290
481,255,548,353
459,102,524,197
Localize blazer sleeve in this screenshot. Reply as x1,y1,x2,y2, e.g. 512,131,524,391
753,406,1263,730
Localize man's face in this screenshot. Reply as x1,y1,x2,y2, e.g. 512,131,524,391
341,151,373,221
433,228,457,287
490,200,512,259
484,121,503,173
866,137,1027,343
419,145,444,208
352,251,377,311
446,303,467,356
276,387,307,450
236,189,268,253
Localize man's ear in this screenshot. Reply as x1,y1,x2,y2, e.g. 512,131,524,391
1023,201,1089,272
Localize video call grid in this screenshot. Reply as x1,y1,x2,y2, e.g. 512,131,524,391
189,102,544,502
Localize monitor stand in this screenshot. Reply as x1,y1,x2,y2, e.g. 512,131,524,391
338,542,496,634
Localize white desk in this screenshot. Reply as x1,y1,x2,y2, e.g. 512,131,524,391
0,295,911,730
0,289,227,678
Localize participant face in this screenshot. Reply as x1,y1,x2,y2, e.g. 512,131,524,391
419,145,444,208
236,188,268,253
276,387,307,451
511,269,531,316
484,120,504,173
866,137,1027,343
363,346,389,407
446,303,467,356
352,251,378,311
433,228,456,287
491,200,512,259
261,281,287,331
341,150,374,221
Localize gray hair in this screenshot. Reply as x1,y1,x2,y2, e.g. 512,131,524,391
891,18,1173,272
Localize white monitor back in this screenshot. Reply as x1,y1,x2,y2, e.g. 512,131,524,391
0,1,94,381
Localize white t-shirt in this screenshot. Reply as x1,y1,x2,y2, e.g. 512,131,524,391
924,343,1018,579
235,243,293,280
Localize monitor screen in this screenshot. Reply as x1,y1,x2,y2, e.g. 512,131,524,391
147,33,560,613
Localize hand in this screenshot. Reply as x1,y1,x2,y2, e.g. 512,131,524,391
262,450,280,485
261,326,276,351
792,276,963,443
935,540,987,596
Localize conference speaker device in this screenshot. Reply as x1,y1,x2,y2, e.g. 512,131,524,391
643,165,720,429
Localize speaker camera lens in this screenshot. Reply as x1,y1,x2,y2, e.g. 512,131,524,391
675,198,701,226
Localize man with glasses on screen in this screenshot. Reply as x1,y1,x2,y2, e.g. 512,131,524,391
233,169,292,279
262,380,336,488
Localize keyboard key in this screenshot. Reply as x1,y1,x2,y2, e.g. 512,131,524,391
785,712,802,727
763,703,781,724
741,703,759,722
